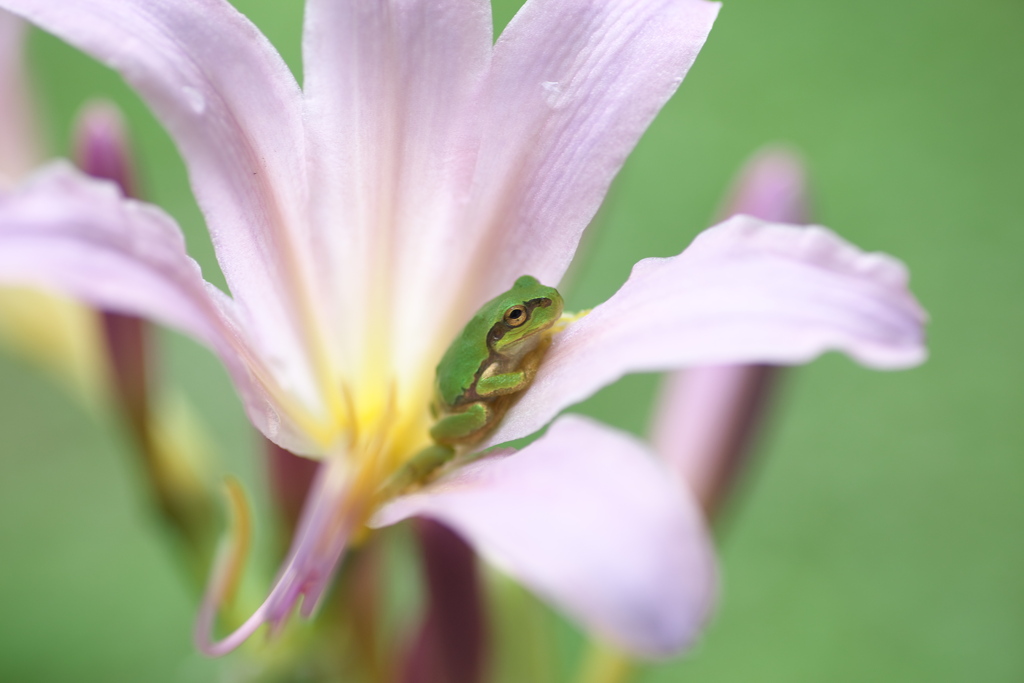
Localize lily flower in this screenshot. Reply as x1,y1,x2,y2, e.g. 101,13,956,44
0,0,926,659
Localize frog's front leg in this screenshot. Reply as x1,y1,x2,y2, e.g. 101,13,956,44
429,401,491,445
476,370,527,397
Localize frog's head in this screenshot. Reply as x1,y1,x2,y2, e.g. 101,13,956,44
489,275,564,353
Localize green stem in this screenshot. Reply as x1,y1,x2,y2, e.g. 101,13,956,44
575,641,636,683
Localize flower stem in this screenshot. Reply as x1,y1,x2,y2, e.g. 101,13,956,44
575,642,635,683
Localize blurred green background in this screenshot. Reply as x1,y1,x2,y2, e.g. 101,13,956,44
1,0,1022,681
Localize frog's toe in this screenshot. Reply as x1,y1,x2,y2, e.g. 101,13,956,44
430,403,490,444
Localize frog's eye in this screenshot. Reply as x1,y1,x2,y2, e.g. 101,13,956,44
504,305,529,327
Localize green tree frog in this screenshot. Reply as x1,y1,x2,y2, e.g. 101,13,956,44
383,276,564,495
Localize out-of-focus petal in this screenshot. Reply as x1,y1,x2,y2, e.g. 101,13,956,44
0,164,319,453
457,0,720,302
0,27,107,403
651,365,776,511
373,415,717,658
654,147,807,510
718,146,808,224
0,0,327,412
484,215,928,447
0,9,40,183
302,0,492,388
196,459,357,656
0,166,231,351
399,518,487,683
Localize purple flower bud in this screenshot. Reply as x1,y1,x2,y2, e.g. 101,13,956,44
73,100,137,197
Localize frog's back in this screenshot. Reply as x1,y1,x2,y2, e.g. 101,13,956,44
435,312,493,407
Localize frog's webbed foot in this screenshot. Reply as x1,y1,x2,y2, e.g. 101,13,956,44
429,402,491,444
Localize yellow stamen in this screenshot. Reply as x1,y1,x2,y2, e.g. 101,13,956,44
553,308,592,334
213,476,253,611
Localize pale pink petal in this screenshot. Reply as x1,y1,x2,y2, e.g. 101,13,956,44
457,0,721,302
0,10,40,183
0,165,318,453
373,415,716,657
0,0,326,411
301,0,493,383
484,215,927,447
